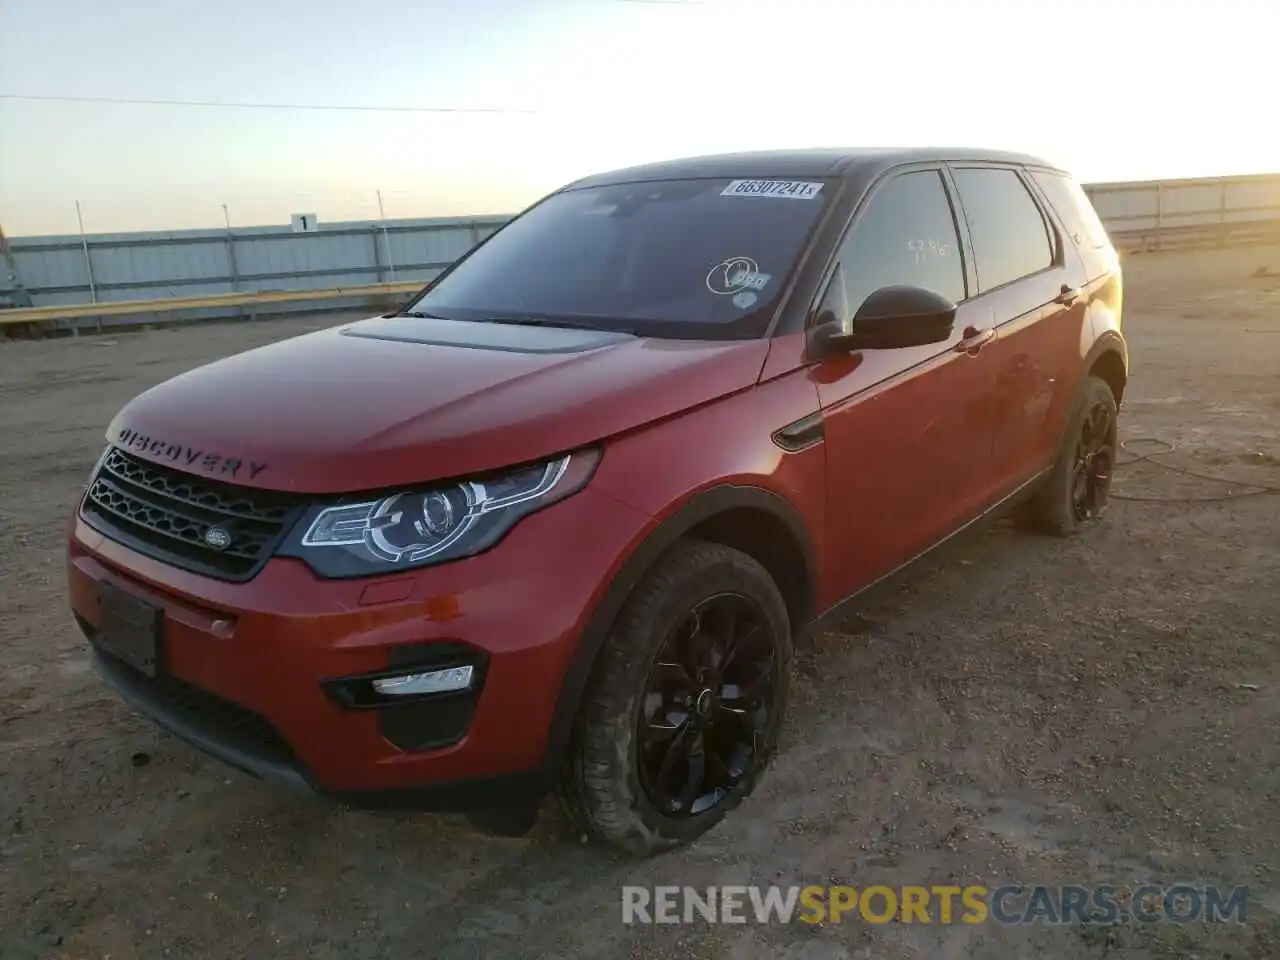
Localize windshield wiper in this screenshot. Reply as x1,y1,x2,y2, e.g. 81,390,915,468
398,309,453,320
484,314,628,333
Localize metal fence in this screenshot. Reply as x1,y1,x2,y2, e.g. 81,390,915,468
1084,174,1280,250
4,172,1279,330
3,215,509,326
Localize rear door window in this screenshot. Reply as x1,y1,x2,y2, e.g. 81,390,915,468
951,168,1055,293
823,170,967,325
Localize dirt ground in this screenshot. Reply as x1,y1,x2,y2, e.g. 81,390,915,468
2,245,1279,960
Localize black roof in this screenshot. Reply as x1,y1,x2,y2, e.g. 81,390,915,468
564,147,1065,190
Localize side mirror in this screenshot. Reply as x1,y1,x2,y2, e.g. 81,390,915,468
812,285,957,356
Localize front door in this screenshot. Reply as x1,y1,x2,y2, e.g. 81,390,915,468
813,168,1003,595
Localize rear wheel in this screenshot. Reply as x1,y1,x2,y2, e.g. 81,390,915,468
558,540,792,856
1023,375,1118,536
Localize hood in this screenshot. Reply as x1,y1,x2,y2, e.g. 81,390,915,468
106,315,768,493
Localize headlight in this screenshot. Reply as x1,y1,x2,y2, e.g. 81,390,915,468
278,450,599,577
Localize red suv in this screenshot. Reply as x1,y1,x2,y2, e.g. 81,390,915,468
67,148,1125,854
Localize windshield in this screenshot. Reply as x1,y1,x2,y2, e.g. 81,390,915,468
405,177,834,337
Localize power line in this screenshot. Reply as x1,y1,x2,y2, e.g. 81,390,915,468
0,93,536,114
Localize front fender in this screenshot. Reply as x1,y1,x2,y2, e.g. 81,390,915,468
540,482,816,773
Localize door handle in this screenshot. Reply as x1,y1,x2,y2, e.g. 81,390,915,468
954,326,995,354
1055,284,1081,306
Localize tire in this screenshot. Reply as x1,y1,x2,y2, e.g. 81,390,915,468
557,540,792,856
1023,375,1119,537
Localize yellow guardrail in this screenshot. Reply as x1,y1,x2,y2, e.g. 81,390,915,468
0,280,426,327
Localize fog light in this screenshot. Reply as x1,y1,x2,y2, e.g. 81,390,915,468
372,664,474,696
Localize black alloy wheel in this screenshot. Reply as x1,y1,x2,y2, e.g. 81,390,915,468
1021,374,1120,537
1071,399,1116,522
635,593,779,818
558,540,793,855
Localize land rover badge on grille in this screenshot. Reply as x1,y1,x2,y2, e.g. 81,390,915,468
202,526,233,551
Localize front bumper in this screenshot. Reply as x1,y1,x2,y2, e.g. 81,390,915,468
67,484,653,809
85,641,313,793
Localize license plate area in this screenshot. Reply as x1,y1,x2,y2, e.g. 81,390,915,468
96,581,164,677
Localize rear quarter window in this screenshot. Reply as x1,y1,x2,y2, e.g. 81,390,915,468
1031,170,1113,250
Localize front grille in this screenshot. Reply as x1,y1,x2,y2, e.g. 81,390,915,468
81,446,307,581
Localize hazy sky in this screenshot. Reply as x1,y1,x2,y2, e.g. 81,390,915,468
1,0,1274,236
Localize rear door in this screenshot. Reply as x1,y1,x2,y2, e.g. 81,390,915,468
947,165,1089,496
813,167,1004,593
1028,168,1126,394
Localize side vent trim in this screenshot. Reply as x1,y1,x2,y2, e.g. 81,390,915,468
772,412,825,452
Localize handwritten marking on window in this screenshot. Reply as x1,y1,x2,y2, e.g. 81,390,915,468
908,239,951,264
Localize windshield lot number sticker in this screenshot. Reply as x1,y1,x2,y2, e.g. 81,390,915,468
720,179,823,200
707,256,772,296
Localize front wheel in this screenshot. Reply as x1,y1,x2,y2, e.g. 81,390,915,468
1023,375,1119,536
558,540,792,856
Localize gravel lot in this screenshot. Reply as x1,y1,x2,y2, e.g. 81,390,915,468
2,245,1279,960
